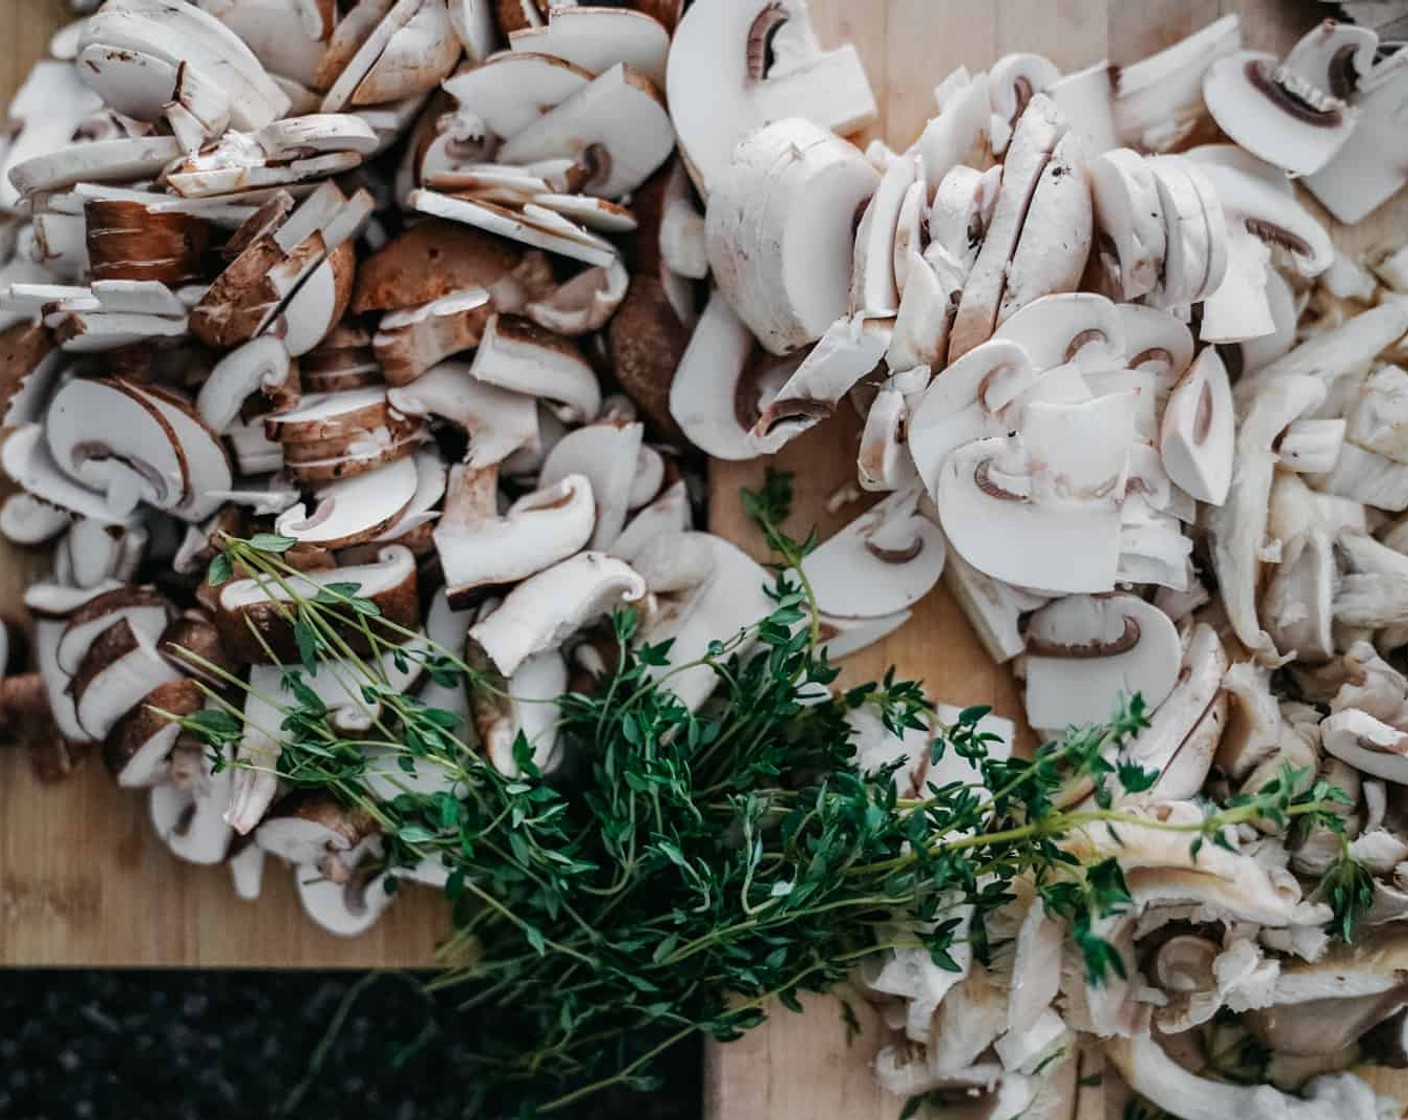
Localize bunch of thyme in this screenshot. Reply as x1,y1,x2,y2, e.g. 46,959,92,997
177,471,1361,1117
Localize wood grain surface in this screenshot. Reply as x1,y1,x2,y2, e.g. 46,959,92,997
1,0,1406,1116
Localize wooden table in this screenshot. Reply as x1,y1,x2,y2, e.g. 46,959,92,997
3,0,1406,1116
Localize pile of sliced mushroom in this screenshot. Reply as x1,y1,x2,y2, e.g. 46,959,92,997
3,1,1408,1115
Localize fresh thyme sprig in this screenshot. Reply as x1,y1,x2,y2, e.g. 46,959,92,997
172,478,1357,1117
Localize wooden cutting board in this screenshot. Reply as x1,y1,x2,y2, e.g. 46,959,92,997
2,0,1406,1114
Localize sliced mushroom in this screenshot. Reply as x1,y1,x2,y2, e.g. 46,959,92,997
537,422,641,550
386,361,540,469
103,677,205,789
150,740,235,865
470,647,567,777
468,314,601,423
509,6,668,86
1114,15,1242,153
1306,51,1408,224
70,617,183,741
274,454,420,548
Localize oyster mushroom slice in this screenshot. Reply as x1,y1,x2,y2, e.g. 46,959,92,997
799,488,945,620
275,454,420,549
665,0,876,196
1161,347,1235,506
1024,593,1183,731
936,434,1122,596
435,468,596,606
467,551,646,677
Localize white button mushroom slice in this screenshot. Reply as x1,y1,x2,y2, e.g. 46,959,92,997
468,551,647,677
886,251,954,376
539,422,642,550
0,492,70,547
409,189,617,269
7,136,183,202
850,151,917,318
666,0,875,196
1199,227,1277,346
1113,15,1242,154
468,314,601,423
1208,373,1326,663
669,288,765,462
1345,363,1408,464
927,163,1002,281
275,455,420,549
70,617,183,742
858,386,919,494
105,678,206,790
629,531,717,595
987,292,1122,378
750,315,891,451
496,63,672,200
639,532,774,713
809,608,910,663
627,446,666,511
914,66,992,191
196,336,297,435
150,743,235,866
1046,59,1119,157
1144,155,1216,307
798,488,944,620
998,130,1093,324
908,339,1039,500
509,6,669,88
1306,51,1408,224
1281,19,1380,105
1088,148,1166,301
79,0,291,129
847,702,932,799
612,478,692,563
1322,709,1408,785
1161,347,1235,506
442,52,593,141
295,863,395,937
0,62,101,213
1117,495,1192,591
710,124,880,355
56,515,148,591
349,0,461,107
988,53,1061,155
436,467,596,605
947,96,1067,363
1022,390,1139,503
388,361,540,470
1258,296,1408,390
193,0,329,88
1024,593,1183,730
473,647,569,777
937,434,1123,596
1202,42,1364,179
56,586,171,677
1121,622,1227,783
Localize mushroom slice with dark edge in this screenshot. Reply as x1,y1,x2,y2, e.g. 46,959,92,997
371,288,492,386
263,386,399,443
55,586,172,676
409,190,619,268
296,862,395,937
196,336,299,434
1023,593,1183,731
799,487,946,620
441,52,592,140
214,544,419,663
467,551,646,677
434,467,596,606
274,453,420,548
70,617,183,741
537,422,643,550
468,315,601,423
470,647,569,777
2,425,134,526
104,677,205,789
665,0,876,195
149,741,235,865
254,790,379,880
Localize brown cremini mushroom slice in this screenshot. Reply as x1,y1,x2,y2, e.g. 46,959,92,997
798,487,944,620
1023,593,1183,731
372,288,492,386
103,677,205,789
214,544,419,663
605,274,689,440
274,453,420,548
70,617,184,742
55,586,172,676
468,551,646,677
665,0,876,196
254,790,379,880
435,466,595,607
470,647,568,777
468,314,601,423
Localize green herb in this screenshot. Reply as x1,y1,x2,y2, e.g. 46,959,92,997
1319,840,1376,942
176,477,1354,1117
